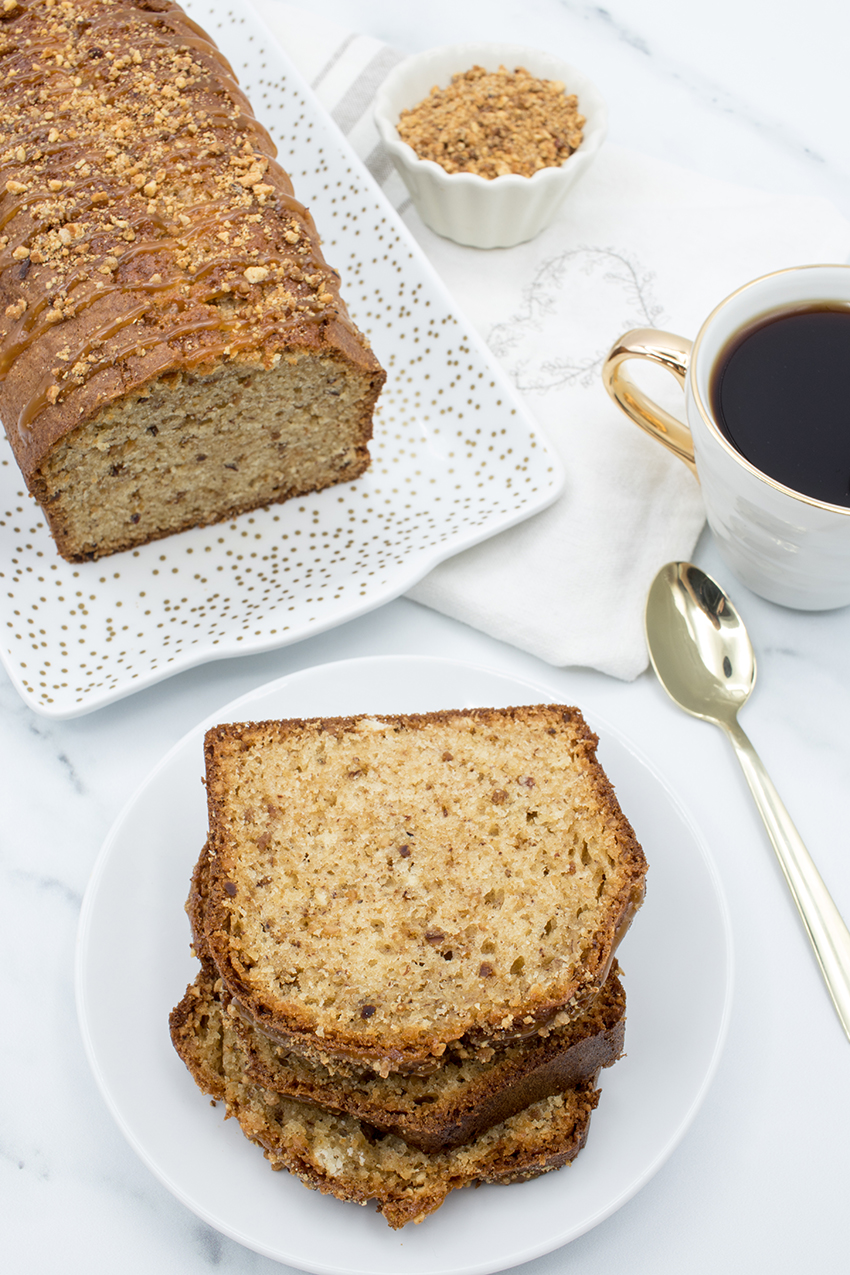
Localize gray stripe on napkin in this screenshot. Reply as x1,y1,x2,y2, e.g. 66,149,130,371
329,46,404,136
311,33,359,93
363,141,396,187
360,144,412,210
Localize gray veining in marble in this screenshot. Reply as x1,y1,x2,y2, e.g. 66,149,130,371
4,2,850,1273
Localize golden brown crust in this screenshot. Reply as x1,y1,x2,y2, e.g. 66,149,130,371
0,0,384,558
169,969,226,1102
202,704,647,1075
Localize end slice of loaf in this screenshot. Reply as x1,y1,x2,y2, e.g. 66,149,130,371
169,972,601,1229
203,704,647,1074
0,0,384,561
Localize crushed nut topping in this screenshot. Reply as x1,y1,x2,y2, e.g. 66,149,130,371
0,0,354,434
397,64,585,179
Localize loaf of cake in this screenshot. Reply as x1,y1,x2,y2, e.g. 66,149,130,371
0,0,385,561
202,704,647,1075
169,968,602,1229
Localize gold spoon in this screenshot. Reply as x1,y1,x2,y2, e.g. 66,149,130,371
645,560,850,1043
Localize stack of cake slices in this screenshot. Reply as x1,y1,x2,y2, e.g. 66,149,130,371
170,704,648,1227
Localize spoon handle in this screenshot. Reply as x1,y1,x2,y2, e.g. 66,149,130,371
724,718,850,1043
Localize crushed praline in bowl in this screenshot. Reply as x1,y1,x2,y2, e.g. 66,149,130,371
374,42,607,249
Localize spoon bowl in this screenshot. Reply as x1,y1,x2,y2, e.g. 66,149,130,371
645,560,850,1044
645,562,754,725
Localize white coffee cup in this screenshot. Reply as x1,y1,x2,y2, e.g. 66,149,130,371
602,264,850,610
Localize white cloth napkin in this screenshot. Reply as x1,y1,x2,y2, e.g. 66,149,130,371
252,0,850,679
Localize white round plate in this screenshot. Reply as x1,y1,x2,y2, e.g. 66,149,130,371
76,656,732,1275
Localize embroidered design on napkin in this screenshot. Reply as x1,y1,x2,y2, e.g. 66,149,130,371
488,246,665,392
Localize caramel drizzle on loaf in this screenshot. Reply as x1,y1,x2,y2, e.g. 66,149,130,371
0,0,346,438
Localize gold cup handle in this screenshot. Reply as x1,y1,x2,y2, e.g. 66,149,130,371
601,329,697,477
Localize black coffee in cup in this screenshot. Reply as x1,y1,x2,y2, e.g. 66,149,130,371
710,304,850,507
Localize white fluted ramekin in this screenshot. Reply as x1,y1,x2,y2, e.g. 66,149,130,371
374,43,607,249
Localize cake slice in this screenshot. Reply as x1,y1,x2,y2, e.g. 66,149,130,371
202,704,647,1075
169,971,602,1228
185,842,626,1152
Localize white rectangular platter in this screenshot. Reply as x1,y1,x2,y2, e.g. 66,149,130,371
0,0,563,718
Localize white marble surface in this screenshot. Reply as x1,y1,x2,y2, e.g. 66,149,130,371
5,2,850,1272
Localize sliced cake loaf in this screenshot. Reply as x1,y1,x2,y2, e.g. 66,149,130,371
169,970,602,1229
202,704,647,1075
0,0,384,560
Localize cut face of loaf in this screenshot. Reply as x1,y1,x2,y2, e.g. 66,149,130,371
0,0,384,561
31,349,378,560
203,704,647,1074
169,971,601,1229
